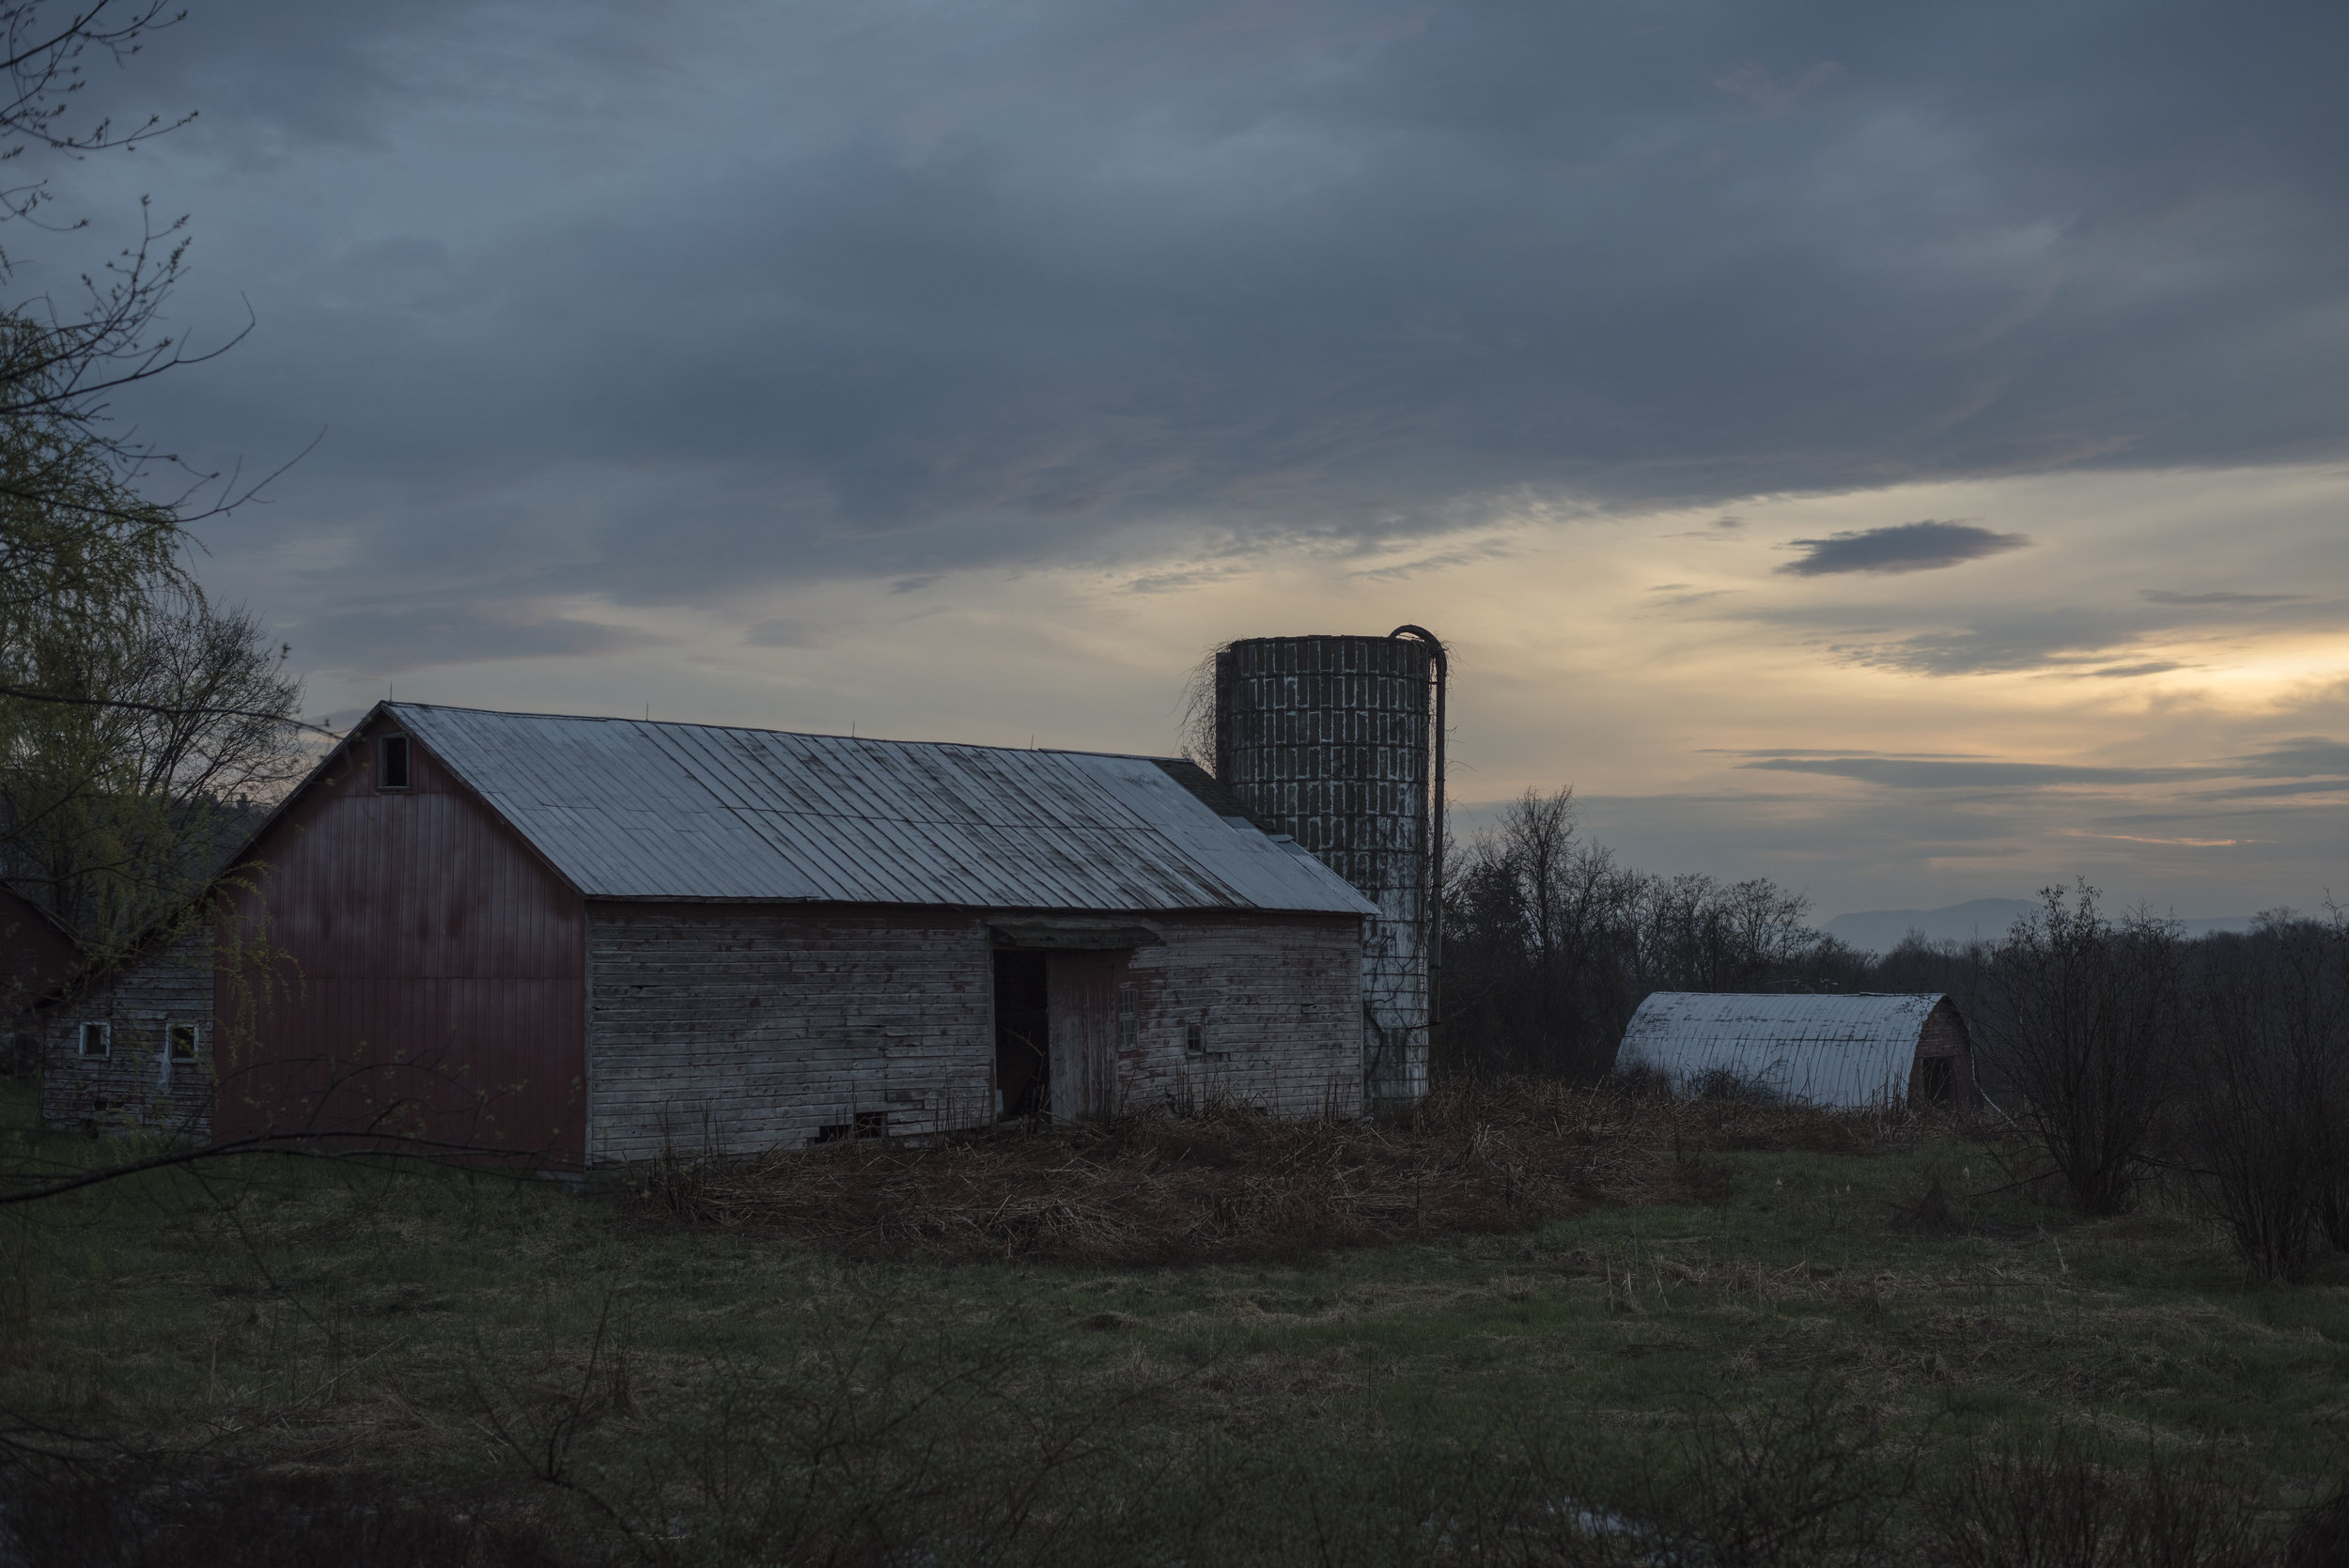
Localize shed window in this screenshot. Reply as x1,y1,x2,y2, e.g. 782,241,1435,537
1185,1022,1204,1057
378,734,412,790
167,1022,199,1062
1117,984,1137,1049
78,1021,109,1059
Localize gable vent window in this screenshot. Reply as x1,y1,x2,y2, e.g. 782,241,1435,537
378,735,412,791
78,1021,109,1059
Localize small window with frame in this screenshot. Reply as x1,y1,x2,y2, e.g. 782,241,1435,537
377,734,412,791
1184,1022,1204,1058
1117,984,1137,1049
167,1022,200,1063
78,1020,110,1059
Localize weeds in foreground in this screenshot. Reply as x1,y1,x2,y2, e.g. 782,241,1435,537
632,1078,1934,1265
8,1374,2326,1567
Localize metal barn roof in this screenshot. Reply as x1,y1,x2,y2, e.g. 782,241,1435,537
1615,991,1952,1106
378,704,1379,915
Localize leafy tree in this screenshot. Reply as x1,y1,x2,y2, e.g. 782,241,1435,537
0,4,307,943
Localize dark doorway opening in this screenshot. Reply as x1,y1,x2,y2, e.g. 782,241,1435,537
993,950,1050,1120
1918,1055,1954,1106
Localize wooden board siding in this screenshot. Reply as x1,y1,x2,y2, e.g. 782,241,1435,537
1912,998,1979,1109
41,931,215,1139
214,714,588,1167
585,905,1363,1164
1047,951,1118,1120
1119,914,1362,1119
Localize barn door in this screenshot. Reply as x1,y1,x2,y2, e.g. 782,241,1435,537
1046,952,1119,1120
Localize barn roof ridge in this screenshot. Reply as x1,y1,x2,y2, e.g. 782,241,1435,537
347,702,1376,916
379,701,1188,766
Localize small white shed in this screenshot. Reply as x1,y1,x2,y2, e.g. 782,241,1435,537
1615,992,1975,1109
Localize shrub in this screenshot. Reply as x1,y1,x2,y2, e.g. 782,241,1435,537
1981,884,2187,1216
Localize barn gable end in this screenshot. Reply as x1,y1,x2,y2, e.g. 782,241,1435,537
215,708,590,1167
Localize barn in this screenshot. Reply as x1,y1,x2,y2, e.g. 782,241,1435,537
197,702,1377,1169
1614,992,1977,1109
2,884,81,1078
36,921,213,1137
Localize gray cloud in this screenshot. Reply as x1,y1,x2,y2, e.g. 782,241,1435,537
2140,589,2305,606
2191,779,2349,802
1740,756,2214,788
28,0,2340,626
1779,520,2032,577
1699,747,1986,758
2232,737,2349,777
741,618,827,648
289,602,671,674
1794,589,2348,677
1736,736,2349,800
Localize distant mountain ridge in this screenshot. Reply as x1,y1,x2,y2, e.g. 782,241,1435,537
1825,898,2253,955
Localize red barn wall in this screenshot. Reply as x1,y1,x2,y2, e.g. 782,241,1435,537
1,887,79,1012
216,717,588,1167
2,886,81,1075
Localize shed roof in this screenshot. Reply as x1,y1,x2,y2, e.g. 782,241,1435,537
1616,992,1955,1106
366,703,1378,916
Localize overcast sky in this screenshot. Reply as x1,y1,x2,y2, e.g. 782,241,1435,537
21,0,2349,919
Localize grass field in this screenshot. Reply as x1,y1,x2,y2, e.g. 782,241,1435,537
3,1077,2345,1564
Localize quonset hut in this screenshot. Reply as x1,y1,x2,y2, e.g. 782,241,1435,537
1213,629,1444,1108
1615,992,1976,1109
200,703,1378,1170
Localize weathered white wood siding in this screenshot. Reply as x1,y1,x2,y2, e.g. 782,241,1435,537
41,932,214,1140
584,904,1362,1164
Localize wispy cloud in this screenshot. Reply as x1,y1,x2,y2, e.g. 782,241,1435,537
1740,757,2216,788
1698,747,1990,759
2140,589,2305,606
1348,540,1516,582
2079,832,2248,847
1780,520,2032,577
1665,514,1749,539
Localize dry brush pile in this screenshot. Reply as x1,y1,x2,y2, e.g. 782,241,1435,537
630,1079,1921,1265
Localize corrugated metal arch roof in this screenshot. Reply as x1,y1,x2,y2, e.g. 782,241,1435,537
373,704,1378,915
1616,992,1956,1106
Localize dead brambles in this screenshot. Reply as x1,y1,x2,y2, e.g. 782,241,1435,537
630,1077,1927,1265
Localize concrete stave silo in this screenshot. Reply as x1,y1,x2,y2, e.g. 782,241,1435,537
1213,629,1444,1108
